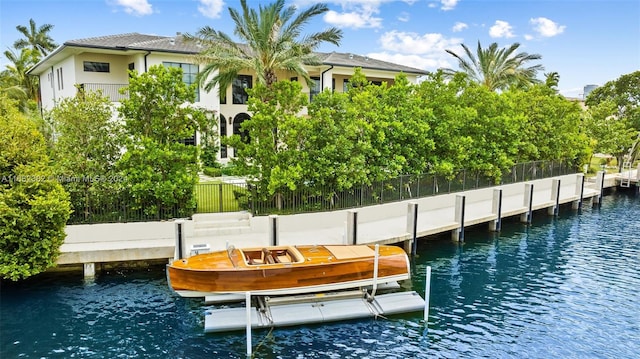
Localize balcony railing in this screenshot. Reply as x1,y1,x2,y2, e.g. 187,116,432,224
79,83,128,102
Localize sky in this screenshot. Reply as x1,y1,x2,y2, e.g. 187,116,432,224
1,0,639,98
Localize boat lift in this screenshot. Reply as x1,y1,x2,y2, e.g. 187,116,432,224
203,285,426,333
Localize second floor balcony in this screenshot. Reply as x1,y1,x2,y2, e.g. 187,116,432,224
79,83,128,102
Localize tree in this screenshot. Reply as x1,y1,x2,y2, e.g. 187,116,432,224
0,94,71,280
503,85,589,166
544,71,560,90
0,48,40,110
226,80,309,209
582,100,637,170
585,71,640,168
442,41,544,91
117,65,208,217
13,18,58,57
51,88,123,222
187,0,342,94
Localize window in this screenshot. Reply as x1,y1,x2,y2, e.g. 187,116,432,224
290,76,298,82
83,61,110,73
56,68,63,90
232,75,252,104
310,76,320,102
163,62,200,101
220,115,227,158
343,79,349,92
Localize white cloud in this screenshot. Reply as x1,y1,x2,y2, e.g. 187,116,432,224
374,30,463,71
530,17,566,37
368,52,447,71
440,0,459,11
198,0,224,19
489,20,515,38
113,0,152,16
398,11,410,22
524,34,534,41
324,9,382,28
452,22,468,32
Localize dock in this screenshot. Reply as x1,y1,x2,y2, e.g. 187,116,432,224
58,171,633,277
203,289,425,333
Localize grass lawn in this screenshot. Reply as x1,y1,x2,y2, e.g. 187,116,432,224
194,180,247,213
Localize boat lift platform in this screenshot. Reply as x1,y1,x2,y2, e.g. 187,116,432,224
204,289,425,333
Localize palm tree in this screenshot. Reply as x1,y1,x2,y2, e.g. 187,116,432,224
442,41,544,91
186,0,342,94
0,48,40,110
544,71,560,89
13,18,58,57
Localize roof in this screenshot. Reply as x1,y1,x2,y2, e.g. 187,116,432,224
316,52,427,75
28,32,428,76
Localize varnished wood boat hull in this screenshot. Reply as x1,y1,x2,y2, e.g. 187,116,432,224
167,245,410,296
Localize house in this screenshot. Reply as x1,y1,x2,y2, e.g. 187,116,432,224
28,32,428,161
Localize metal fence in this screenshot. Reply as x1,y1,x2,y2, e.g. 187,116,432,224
67,191,194,225
65,159,576,224
196,159,577,216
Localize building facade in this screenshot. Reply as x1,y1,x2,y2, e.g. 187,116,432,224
28,33,427,161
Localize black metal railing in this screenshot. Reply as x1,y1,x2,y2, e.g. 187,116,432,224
65,159,576,224
246,159,576,215
79,83,128,102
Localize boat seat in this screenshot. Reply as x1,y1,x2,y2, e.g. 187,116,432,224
277,255,290,263
262,248,276,264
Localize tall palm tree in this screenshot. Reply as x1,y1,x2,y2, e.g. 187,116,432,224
0,48,40,109
442,41,544,91
186,0,342,94
13,18,58,57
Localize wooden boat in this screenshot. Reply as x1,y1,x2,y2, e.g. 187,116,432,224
166,244,410,297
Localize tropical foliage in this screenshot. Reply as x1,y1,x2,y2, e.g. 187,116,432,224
50,89,124,222
1,19,57,112
227,68,588,211
117,65,209,217
187,0,342,94
442,41,544,91
0,95,71,280
584,71,640,168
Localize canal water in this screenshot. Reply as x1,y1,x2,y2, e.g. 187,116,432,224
2,193,639,358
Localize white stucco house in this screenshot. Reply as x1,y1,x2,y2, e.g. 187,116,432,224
28,32,428,161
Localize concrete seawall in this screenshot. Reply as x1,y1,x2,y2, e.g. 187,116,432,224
59,173,613,277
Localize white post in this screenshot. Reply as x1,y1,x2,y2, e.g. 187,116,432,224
489,189,502,232
594,170,605,205
245,291,252,357
371,244,380,298
548,179,561,216
424,266,431,324
521,183,534,224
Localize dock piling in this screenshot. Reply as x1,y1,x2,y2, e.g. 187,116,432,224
521,184,534,224
549,179,561,216
452,195,465,242
489,189,503,232
174,220,185,260
347,210,358,245
573,173,585,210
269,215,279,246
594,171,605,206
407,202,419,255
